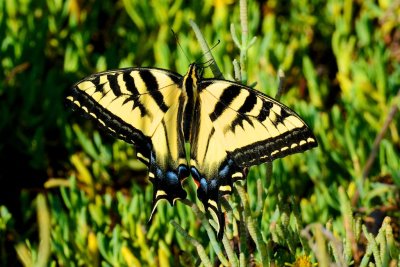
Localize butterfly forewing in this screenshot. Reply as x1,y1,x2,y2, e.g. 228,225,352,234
198,79,317,167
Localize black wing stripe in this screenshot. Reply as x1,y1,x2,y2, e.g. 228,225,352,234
177,95,189,157
167,72,182,85
90,75,102,91
87,75,107,97
161,120,171,156
122,72,148,116
140,70,169,113
209,85,241,122
107,74,122,96
275,107,290,124
238,91,257,113
230,92,258,130
231,114,254,131
257,100,273,121
122,72,138,94
203,127,215,161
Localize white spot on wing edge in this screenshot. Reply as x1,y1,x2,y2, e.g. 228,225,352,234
72,100,81,107
271,150,279,156
232,172,243,179
107,127,116,133
97,118,106,127
156,190,167,198
137,153,149,164
208,199,218,209
219,185,232,192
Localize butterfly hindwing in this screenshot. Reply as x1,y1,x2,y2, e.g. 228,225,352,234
148,92,189,219
67,68,189,215
189,95,240,238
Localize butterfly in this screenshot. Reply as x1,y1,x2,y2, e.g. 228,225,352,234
67,63,317,239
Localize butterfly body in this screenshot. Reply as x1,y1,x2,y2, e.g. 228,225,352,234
67,63,317,238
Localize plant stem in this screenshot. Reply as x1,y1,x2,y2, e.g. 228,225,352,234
235,184,269,266
239,0,249,84
171,221,212,267
189,20,223,79
179,199,229,266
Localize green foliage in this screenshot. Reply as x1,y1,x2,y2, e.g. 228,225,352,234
1,0,399,266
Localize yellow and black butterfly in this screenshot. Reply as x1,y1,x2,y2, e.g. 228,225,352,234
67,63,317,238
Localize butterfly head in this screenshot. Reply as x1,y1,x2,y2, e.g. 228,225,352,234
187,63,204,80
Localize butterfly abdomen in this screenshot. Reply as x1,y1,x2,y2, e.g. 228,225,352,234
182,64,201,141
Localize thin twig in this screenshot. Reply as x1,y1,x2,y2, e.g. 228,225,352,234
361,88,400,179
233,59,242,81
301,223,347,267
275,69,286,101
339,187,358,264
222,234,239,267
352,88,400,205
236,191,248,266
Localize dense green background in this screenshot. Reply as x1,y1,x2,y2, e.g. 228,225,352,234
1,0,399,266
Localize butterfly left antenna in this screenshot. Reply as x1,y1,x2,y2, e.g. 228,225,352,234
171,29,191,65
